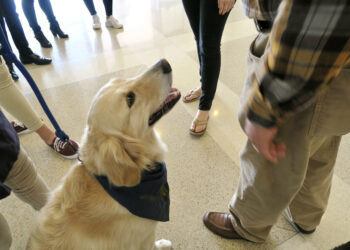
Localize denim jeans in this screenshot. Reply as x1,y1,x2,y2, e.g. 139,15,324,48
21,0,58,33
83,0,113,16
182,0,230,110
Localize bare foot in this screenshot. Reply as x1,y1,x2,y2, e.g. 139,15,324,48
190,110,209,134
183,87,202,103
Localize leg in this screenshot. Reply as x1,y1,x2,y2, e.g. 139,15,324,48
3,147,49,211
0,58,58,145
0,0,33,56
197,0,230,111
103,0,122,29
37,0,67,39
287,136,341,231
0,58,44,132
182,0,202,102
83,0,97,15
21,0,42,32
38,0,57,24
189,0,230,134
229,120,313,242
0,213,12,250
102,0,112,16
225,33,314,242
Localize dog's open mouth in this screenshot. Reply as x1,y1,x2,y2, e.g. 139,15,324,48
149,88,181,126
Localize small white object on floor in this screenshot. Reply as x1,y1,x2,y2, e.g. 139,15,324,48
154,239,172,250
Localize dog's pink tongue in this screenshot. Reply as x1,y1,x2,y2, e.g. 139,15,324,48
154,88,180,113
165,88,179,102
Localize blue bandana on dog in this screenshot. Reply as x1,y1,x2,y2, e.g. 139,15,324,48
95,162,169,222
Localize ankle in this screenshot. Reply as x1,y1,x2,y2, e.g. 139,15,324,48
35,125,56,145
196,110,209,120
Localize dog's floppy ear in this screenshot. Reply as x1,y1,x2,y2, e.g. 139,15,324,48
95,136,151,187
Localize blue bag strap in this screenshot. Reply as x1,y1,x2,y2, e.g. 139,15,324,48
0,25,74,146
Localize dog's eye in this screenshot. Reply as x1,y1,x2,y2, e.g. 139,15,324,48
126,92,135,108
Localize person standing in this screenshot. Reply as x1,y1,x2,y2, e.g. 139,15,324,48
21,0,68,48
182,0,235,136
203,0,350,243
0,0,52,65
83,0,123,30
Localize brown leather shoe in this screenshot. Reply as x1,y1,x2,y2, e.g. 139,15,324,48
203,212,244,239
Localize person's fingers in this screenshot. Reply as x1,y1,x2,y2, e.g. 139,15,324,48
218,0,224,15
261,147,277,163
221,3,227,15
276,143,286,158
254,140,277,163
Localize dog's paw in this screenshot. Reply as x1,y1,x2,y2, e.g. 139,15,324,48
154,239,172,250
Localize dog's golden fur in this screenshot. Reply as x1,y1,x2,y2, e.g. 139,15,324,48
27,61,173,250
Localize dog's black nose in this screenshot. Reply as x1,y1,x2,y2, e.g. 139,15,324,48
160,59,172,74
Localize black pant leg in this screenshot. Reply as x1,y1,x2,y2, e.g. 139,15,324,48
0,0,32,56
197,0,230,110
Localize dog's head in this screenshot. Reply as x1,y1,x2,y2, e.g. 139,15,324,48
80,59,180,187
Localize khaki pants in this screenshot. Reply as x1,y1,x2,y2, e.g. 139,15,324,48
0,56,43,131
0,148,49,250
229,33,350,243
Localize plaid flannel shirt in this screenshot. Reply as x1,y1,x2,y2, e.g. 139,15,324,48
242,0,350,127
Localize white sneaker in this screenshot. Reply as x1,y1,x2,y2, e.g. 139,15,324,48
92,15,101,30
105,16,123,29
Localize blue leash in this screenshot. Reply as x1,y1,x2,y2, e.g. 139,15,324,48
0,26,76,150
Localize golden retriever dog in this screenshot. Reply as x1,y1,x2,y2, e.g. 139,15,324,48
27,59,180,250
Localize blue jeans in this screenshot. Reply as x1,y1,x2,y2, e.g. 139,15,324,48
22,0,58,33
182,0,230,110
83,0,113,16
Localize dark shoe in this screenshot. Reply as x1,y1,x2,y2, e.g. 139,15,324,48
20,53,52,65
34,30,52,48
203,212,245,239
10,120,31,135
7,63,19,81
294,223,316,234
49,137,79,159
284,209,316,234
50,22,68,39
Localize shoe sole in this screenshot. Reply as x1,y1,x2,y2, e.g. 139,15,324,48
17,129,32,135
283,209,316,234
49,142,79,160
189,128,206,136
50,147,79,160
183,95,200,103
20,60,51,65
105,24,123,29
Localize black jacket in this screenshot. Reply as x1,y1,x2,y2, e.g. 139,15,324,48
0,111,19,199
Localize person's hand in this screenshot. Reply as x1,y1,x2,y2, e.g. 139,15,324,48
218,0,235,15
244,118,286,163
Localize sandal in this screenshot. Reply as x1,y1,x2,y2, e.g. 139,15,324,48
183,88,201,103
189,117,209,136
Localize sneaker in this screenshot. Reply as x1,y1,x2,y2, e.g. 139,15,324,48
284,208,316,234
105,16,123,29
11,120,31,135
92,15,101,30
49,137,79,159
